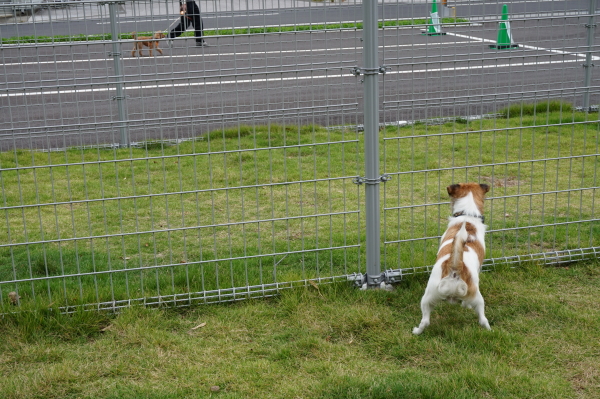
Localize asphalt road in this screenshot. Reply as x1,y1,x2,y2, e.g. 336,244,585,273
1,0,598,150
0,1,592,38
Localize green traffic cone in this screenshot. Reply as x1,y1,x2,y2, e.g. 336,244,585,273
422,0,446,36
490,4,519,49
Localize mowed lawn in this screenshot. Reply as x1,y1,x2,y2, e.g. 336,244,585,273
0,102,599,398
0,260,599,399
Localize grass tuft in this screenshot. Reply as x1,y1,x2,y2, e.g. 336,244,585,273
499,100,573,118
1,306,110,343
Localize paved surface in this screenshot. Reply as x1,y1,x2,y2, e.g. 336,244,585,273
1,0,590,36
0,0,598,150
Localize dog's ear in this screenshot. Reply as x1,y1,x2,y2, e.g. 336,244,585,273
447,184,461,196
479,183,490,193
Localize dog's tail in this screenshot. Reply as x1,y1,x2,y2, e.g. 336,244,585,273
132,32,137,40
438,222,469,298
450,222,468,273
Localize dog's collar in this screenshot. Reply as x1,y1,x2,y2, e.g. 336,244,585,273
452,211,485,223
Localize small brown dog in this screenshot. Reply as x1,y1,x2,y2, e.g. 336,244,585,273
131,31,166,57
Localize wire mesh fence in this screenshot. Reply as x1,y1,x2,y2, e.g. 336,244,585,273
0,0,598,311
379,0,600,277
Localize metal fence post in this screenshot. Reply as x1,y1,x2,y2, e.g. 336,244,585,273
582,0,598,112
362,0,383,288
108,1,129,147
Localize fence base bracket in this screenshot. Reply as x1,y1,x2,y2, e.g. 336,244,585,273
347,268,402,290
575,105,599,112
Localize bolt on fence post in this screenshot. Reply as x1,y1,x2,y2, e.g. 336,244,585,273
108,1,129,147
583,0,597,112
362,0,382,288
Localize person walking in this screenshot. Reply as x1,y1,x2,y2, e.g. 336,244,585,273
169,0,208,47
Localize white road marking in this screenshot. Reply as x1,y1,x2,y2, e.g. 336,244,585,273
446,32,600,61
0,41,481,67
451,0,583,6
1,32,592,99
1,59,581,98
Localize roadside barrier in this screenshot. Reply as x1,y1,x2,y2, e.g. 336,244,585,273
489,4,519,49
422,0,446,36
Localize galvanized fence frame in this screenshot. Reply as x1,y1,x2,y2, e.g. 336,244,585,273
374,0,600,286
0,0,598,312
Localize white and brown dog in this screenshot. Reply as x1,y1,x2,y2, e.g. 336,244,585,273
412,182,491,335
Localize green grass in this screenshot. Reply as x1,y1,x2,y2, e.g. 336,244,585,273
0,102,599,311
0,260,599,398
498,100,574,118
0,18,469,44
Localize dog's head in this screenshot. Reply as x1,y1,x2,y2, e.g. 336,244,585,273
153,32,166,39
447,183,489,213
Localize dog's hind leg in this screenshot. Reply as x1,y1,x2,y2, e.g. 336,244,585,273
413,294,434,335
471,291,491,330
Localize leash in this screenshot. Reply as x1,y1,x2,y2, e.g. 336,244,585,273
165,12,193,34
165,16,181,34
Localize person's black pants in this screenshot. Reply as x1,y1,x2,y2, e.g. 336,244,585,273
169,1,204,43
